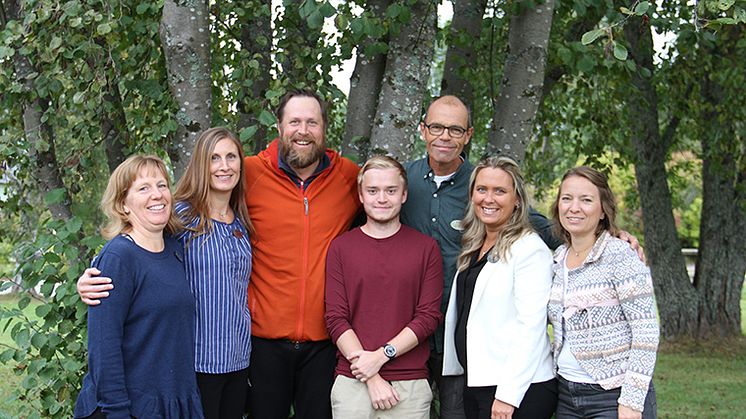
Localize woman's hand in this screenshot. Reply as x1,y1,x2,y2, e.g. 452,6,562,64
78,268,113,305
618,404,642,419
491,398,515,419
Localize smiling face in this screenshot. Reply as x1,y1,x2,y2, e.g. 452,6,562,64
277,96,326,170
557,175,605,240
420,98,473,175
359,168,407,225
123,167,172,236
470,167,518,231
209,138,241,194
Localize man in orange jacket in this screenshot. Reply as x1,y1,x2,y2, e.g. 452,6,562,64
242,89,361,418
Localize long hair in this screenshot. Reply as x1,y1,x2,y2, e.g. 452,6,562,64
100,155,181,239
174,127,253,238
456,156,532,272
551,166,618,244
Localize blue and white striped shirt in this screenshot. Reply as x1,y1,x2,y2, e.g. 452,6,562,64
176,201,252,374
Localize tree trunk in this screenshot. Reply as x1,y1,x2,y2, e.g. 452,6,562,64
6,0,74,223
341,0,390,163
369,0,436,160
237,0,273,154
440,0,487,111
160,0,212,179
693,27,746,338
623,15,698,339
486,0,555,163
94,37,129,172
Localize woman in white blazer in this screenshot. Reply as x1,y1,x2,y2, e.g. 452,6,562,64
443,156,557,419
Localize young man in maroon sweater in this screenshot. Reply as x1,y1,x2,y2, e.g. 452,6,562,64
325,156,444,418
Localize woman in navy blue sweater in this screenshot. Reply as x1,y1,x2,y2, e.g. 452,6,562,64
77,128,254,419
74,155,204,419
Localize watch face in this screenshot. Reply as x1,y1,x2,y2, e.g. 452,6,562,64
384,344,396,358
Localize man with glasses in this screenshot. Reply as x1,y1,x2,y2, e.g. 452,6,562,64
401,95,561,418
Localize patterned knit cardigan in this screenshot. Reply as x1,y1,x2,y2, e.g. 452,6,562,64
547,231,659,411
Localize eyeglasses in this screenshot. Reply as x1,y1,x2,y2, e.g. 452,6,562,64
423,123,468,138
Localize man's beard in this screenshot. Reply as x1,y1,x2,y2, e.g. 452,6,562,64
280,136,325,170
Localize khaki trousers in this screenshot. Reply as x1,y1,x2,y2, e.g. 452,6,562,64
330,375,432,419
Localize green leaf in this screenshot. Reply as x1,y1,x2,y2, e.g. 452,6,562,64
613,43,628,61
73,91,85,104
319,2,336,18
307,10,324,29
625,59,637,71
50,37,62,50
45,188,66,205
619,6,633,14
31,334,48,350
718,0,735,10
735,7,746,23
14,328,30,347
97,23,112,35
258,110,275,126
581,29,605,45
634,1,650,15
136,3,149,14
35,304,53,318
240,125,259,141
44,252,61,263
576,55,595,73
711,17,736,24
0,46,14,59
18,296,30,311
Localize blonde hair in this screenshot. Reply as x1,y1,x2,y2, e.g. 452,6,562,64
551,166,618,244
456,156,532,271
174,127,253,238
100,155,181,239
357,155,408,191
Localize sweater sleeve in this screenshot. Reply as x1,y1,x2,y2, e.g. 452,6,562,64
494,238,553,408
611,246,659,412
405,239,444,342
324,239,352,343
87,249,135,419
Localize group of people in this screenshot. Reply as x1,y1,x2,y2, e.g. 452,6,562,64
74,89,660,419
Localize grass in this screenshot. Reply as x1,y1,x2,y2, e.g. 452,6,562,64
0,290,744,417
0,294,41,419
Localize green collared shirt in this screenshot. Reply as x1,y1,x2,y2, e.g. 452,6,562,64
401,156,473,352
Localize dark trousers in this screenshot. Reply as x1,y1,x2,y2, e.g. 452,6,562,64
463,378,558,419
428,351,467,419
556,376,657,419
197,367,249,419
247,337,336,419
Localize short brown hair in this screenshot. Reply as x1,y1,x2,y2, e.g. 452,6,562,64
551,166,618,244
275,88,328,128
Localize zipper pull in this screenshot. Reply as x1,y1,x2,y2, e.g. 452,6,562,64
304,197,308,215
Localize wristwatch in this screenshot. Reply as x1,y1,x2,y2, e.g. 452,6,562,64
382,343,397,360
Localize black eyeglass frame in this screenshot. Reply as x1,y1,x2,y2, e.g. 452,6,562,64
423,123,469,138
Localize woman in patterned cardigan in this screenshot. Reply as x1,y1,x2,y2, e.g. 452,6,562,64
547,166,659,419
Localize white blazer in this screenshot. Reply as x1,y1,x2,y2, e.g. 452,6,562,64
443,232,554,408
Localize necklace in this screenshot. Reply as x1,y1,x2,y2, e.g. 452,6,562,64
570,243,594,257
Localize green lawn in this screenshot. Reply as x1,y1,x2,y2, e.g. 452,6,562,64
0,289,744,417
0,295,41,418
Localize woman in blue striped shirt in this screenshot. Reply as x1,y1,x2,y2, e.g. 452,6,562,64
78,128,253,418
173,127,254,419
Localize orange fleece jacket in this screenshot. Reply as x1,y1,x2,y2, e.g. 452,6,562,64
243,139,361,341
